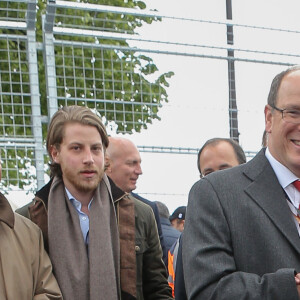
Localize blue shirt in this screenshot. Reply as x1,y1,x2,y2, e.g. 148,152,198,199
65,188,92,245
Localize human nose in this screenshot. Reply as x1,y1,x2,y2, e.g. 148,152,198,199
83,149,94,164
135,164,142,175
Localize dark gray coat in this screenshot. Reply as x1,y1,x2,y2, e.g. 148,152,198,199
183,149,300,299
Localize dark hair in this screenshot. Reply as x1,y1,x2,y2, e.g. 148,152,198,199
47,105,109,177
268,65,300,107
197,138,246,175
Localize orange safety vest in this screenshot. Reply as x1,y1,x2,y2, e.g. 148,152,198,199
168,238,180,298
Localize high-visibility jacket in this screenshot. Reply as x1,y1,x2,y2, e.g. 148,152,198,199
168,238,180,298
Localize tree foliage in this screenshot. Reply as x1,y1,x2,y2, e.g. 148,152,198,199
39,0,174,133
0,0,174,189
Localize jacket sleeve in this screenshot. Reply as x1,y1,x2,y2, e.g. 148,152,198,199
174,234,187,300
131,193,167,264
142,207,173,300
183,179,299,300
152,202,168,266
33,230,63,300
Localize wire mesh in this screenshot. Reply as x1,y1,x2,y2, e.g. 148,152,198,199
0,0,28,24
0,145,37,192
1,0,300,199
0,0,42,193
0,37,33,138
54,42,164,133
44,1,169,134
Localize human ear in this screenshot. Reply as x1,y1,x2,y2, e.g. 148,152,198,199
50,145,60,163
104,156,112,173
264,105,273,133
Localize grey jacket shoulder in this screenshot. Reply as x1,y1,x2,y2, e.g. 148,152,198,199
129,194,173,299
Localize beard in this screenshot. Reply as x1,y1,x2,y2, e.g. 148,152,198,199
62,166,104,194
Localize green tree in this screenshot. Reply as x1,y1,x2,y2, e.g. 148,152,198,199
0,0,173,189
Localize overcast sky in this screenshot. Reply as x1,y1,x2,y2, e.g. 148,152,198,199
120,0,300,213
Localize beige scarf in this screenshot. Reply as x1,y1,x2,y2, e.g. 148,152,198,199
48,175,120,300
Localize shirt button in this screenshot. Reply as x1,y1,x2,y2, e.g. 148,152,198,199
82,216,87,221
135,245,140,252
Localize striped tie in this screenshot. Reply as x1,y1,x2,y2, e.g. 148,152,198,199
292,180,300,224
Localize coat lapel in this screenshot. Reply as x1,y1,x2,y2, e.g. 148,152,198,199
0,193,14,228
243,149,300,254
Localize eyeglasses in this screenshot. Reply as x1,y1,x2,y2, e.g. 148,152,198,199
270,105,300,124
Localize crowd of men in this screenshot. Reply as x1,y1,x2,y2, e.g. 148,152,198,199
2,65,300,299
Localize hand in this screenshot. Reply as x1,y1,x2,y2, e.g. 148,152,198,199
294,273,300,297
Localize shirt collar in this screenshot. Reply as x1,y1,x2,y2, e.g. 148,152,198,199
265,147,298,189
65,188,93,211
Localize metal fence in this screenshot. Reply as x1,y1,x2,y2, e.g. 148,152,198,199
0,0,300,199
0,0,44,192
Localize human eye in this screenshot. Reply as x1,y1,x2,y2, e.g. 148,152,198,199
71,145,81,151
70,144,80,150
219,165,231,171
203,170,213,177
126,160,136,167
92,145,103,152
286,109,300,118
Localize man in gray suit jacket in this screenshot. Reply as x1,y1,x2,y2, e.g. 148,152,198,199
183,65,300,299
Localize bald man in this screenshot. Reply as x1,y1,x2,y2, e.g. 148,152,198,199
106,137,172,300
105,137,167,262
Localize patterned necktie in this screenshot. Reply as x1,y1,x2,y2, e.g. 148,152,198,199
293,180,300,194
292,180,300,224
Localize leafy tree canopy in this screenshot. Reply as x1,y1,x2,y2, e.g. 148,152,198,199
0,0,174,189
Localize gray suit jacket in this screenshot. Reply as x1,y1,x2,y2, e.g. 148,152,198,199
183,149,300,300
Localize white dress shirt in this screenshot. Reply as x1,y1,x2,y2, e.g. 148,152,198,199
265,147,300,235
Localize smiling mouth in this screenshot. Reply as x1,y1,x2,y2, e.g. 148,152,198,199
292,140,300,146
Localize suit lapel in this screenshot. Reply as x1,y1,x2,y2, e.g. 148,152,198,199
244,149,300,254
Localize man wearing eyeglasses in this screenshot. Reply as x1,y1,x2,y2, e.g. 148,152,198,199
183,65,300,299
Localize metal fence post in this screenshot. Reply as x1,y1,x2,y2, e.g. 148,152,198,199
27,0,45,189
